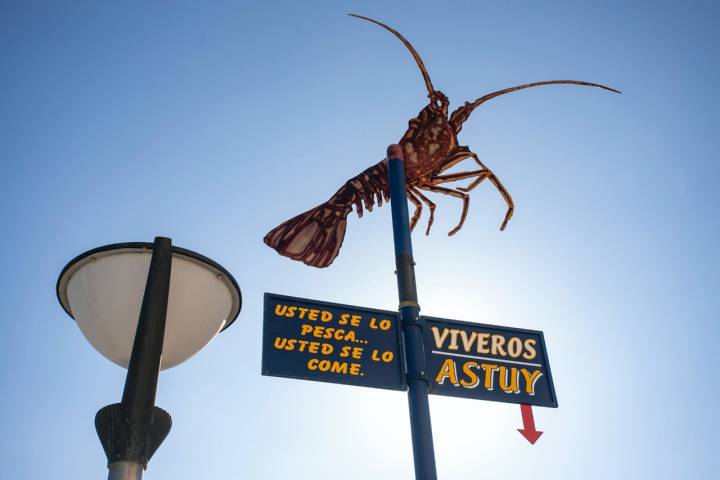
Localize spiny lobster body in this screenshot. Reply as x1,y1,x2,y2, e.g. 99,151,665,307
400,102,456,179
264,14,619,268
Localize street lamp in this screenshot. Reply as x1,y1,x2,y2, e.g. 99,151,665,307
57,237,241,480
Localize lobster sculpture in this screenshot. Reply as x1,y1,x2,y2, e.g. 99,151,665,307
264,14,620,268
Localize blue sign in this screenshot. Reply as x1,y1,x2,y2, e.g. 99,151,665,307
423,316,557,408
262,293,406,391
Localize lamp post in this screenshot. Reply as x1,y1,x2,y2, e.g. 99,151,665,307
57,237,242,479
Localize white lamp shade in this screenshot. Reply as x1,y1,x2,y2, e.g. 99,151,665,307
57,243,241,370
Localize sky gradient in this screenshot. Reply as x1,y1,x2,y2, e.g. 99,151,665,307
1,1,719,478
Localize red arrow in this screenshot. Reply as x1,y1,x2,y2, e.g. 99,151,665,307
517,404,543,444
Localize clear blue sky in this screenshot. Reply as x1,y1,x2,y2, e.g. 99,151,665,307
2,0,718,478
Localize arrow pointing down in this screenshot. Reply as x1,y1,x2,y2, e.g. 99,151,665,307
517,404,543,444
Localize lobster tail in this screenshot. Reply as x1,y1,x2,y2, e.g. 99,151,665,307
263,202,352,268
264,160,390,268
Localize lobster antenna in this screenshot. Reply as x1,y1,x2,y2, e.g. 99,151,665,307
467,80,621,109
349,14,436,96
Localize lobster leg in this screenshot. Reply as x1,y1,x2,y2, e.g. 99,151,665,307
430,147,477,177
457,152,493,189
458,151,514,230
410,186,436,235
407,188,423,231
418,185,469,236
432,147,492,188
429,169,490,187
432,148,514,231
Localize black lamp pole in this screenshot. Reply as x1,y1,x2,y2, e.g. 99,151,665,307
95,236,174,480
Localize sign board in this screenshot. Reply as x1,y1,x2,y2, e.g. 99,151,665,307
423,316,557,408
262,293,406,391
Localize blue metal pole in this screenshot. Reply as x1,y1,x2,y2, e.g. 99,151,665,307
387,144,438,479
